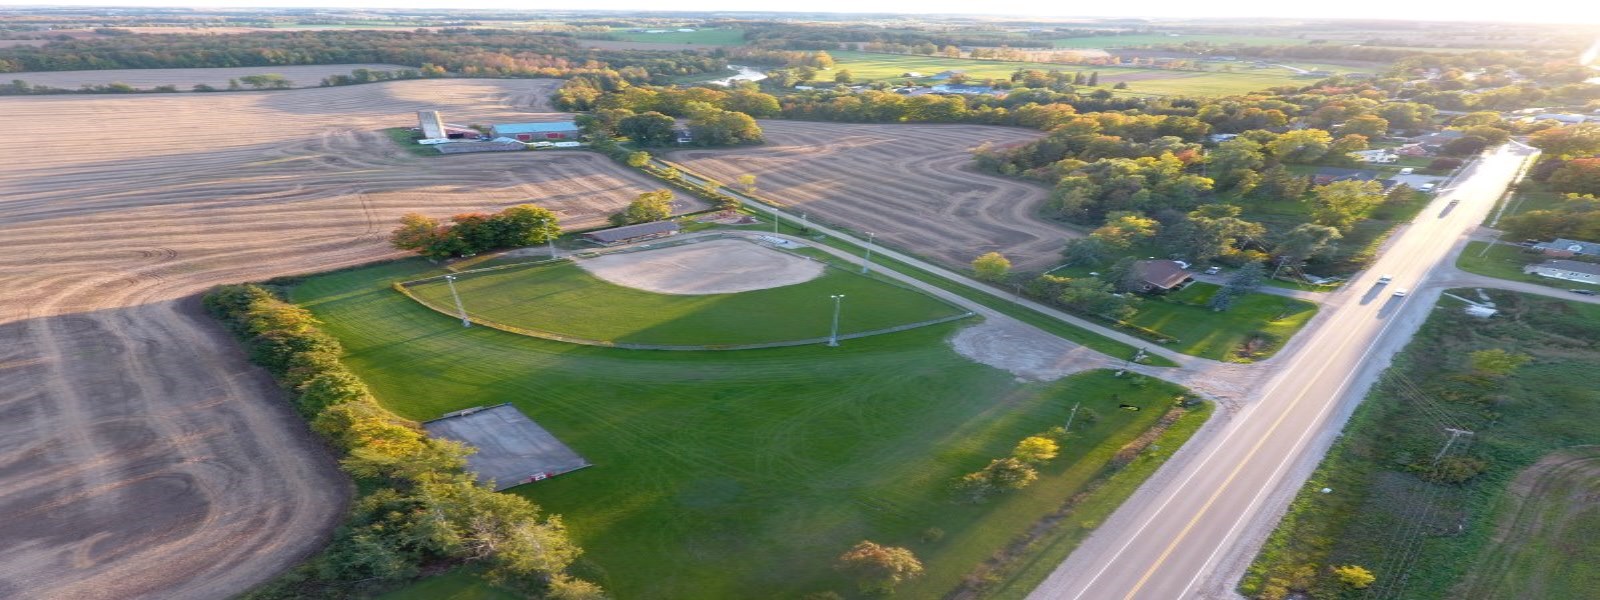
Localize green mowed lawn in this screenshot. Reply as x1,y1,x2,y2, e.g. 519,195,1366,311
1129,283,1318,361
294,259,1202,599
1457,241,1600,293
405,259,966,346
610,28,747,45
826,51,1301,96
1048,34,1313,48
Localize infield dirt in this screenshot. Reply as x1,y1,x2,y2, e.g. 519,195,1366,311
666,120,1080,270
0,78,691,599
576,238,823,295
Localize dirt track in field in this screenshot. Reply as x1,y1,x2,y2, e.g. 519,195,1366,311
1452,446,1600,599
5,64,417,90
0,78,683,600
666,120,1078,270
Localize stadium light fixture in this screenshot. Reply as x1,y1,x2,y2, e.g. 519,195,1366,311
827,294,845,347
444,275,471,328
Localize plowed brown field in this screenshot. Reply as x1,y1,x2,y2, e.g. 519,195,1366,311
666,120,1078,269
0,78,685,599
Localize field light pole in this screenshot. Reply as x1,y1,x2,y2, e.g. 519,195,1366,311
827,294,845,347
541,218,558,259
861,232,876,274
444,275,471,328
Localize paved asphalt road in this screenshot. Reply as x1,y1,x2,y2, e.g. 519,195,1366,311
1026,144,1538,600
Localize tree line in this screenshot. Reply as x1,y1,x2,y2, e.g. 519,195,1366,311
0,29,727,84
203,284,603,600
390,204,561,259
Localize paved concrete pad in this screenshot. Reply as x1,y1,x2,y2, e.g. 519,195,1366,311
424,404,590,490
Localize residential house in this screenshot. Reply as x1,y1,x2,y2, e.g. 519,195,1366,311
1525,259,1600,284
1394,143,1430,157
1348,149,1398,163
1312,167,1384,186
1131,260,1193,293
1410,130,1465,151
1532,238,1600,258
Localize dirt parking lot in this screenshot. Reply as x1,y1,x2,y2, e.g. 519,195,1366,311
0,78,681,599
667,120,1079,270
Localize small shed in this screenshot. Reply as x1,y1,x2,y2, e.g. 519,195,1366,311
581,221,681,246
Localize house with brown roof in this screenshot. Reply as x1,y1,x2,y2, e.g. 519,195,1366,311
1132,260,1193,293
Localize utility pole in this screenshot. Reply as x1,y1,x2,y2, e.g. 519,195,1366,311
773,210,781,234
827,294,845,347
861,232,876,274
1433,427,1474,464
1063,402,1082,434
444,275,471,328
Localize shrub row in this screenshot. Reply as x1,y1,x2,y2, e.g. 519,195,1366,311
203,284,603,600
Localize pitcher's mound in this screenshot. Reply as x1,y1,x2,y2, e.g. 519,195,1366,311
577,238,824,295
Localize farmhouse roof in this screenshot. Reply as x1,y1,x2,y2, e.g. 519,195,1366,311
582,221,680,243
492,121,578,134
1537,260,1600,276
1133,260,1191,290
1533,238,1600,256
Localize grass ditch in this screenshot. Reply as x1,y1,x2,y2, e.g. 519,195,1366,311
1241,290,1600,599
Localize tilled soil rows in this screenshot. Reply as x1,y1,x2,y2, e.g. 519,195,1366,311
0,78,682,600
667,120,1079,270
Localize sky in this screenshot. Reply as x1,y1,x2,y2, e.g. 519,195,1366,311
3,0,1600,25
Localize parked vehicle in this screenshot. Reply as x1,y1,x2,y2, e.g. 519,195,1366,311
1393,289,1409,297
1377,274,1393,284
1399,167,1414,175
1204,266,1221,275
1572,289,1598,296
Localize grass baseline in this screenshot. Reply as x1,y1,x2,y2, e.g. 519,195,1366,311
400,242,972,349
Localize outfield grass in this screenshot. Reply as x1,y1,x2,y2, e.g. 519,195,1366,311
1126,283,1317,361
826,51,1304,96
1456,241,1600,293
609,28,746,45
405,259,965,346
1048,34,1312,48
294,258,1205,599
1241,291,1600,599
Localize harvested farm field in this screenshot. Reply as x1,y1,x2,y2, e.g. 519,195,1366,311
5,63,417,90
0,78,689,600
666,120,1077,270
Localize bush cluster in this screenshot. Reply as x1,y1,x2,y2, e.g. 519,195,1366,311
952,433,1064,503
204,284,601,599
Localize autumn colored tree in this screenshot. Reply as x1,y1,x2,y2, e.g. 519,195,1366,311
1267,129,1334,164
1012,436,1059,463
835,541,924,594
1311,180,1386,231
621,190,674,224
972,252,1012,281
1333,565,1375,589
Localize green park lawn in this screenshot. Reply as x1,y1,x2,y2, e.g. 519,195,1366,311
404,259,966,347
1456,241,1600,293
610,27,747,45
292,258,1210,599
1128,283,1318,361
825,51,1303,96
1242,291,1600,599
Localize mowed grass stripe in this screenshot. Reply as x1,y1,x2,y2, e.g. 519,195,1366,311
406,260,967,346
295,259,1199,599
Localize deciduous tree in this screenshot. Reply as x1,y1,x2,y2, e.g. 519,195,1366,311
836,541,924,594
972,252,1011,281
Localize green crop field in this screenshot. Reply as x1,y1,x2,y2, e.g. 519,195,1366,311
609,27,747,45
293,258,1209,600
405,259,966,347
827,51,1305,96
1048,34,1313,48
